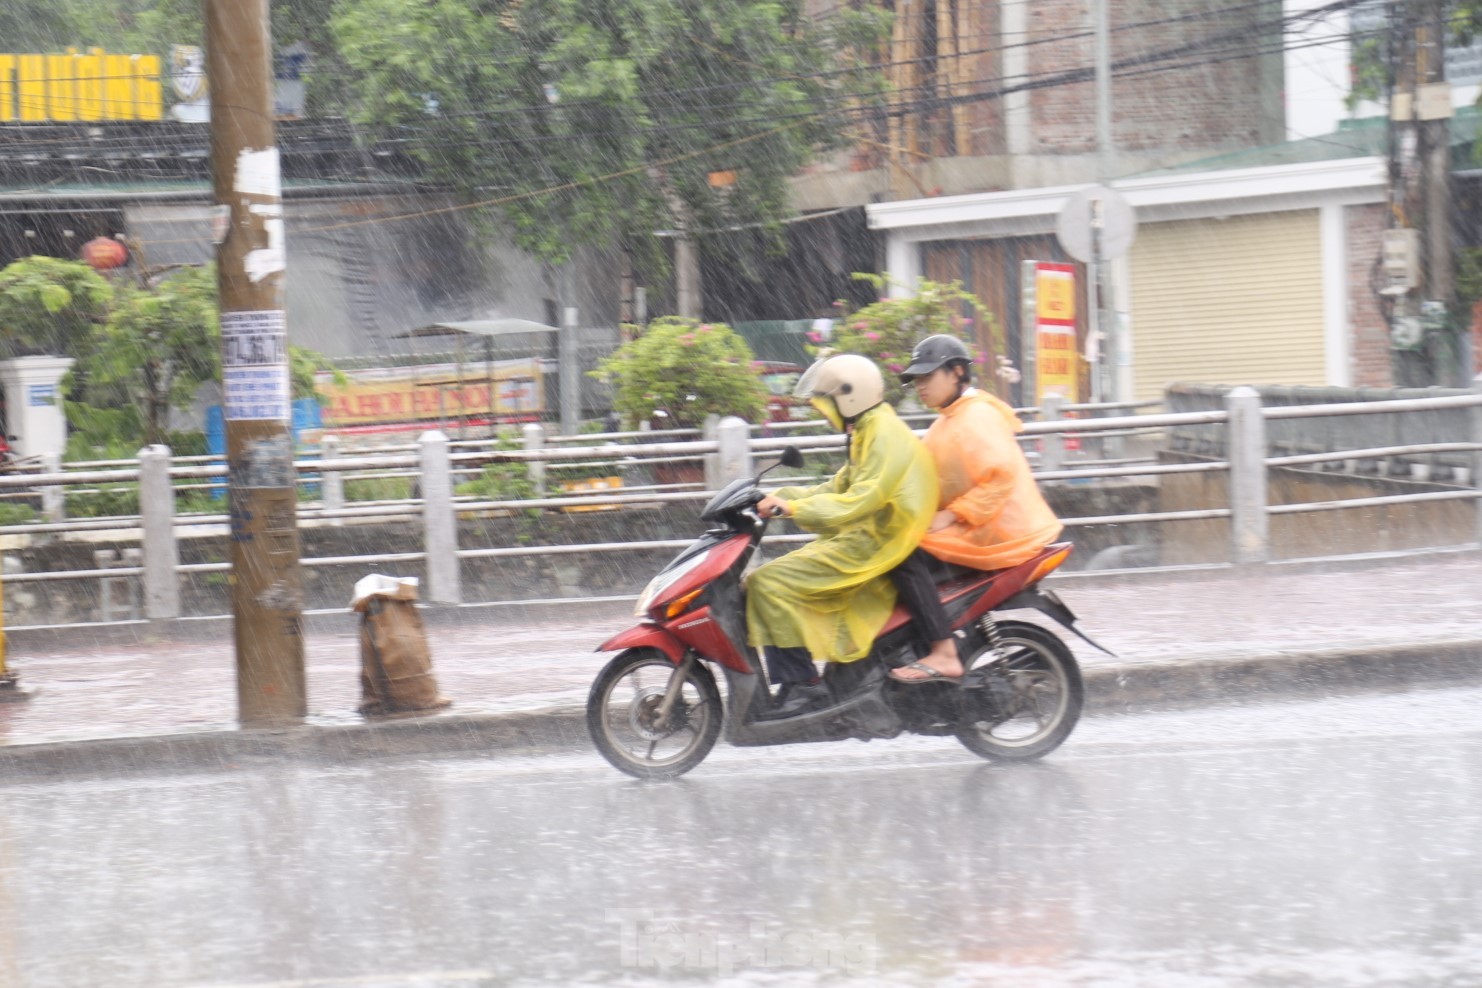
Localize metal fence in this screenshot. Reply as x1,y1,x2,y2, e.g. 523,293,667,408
1,383,1479,629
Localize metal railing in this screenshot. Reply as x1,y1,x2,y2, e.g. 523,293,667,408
0,383,1479,627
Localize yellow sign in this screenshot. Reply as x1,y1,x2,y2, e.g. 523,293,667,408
0,48,162,122
1034,263,1079,401
316,359,545,429
1036,266,1076,324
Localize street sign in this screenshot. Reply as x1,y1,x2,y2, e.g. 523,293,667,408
1056,185,1136,263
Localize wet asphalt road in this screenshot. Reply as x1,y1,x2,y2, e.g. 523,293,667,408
1,686,1479,988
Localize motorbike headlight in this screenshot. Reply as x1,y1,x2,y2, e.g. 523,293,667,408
634,551,709,617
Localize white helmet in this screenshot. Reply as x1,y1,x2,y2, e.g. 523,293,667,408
793,354,885,420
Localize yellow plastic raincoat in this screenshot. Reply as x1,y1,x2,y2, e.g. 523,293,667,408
746,403,937,663
919,389,1062,570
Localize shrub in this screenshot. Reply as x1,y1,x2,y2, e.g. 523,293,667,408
592,318,767,429
821,275,1004,406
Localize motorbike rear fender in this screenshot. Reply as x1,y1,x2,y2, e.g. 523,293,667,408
999,587,1116,656
596,624,686,664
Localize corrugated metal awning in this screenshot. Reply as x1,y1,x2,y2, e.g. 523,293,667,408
399,319,560,340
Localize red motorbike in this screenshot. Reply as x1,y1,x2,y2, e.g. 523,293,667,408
587,448,1110,778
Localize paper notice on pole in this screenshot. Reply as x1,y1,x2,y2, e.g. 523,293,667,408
223,309,290,421
235,147,281,198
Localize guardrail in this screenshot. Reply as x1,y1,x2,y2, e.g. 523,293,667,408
0,383,1479,628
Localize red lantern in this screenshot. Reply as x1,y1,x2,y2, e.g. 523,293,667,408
80,237,129,271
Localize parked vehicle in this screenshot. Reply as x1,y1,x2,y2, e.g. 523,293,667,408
586,447,1108,778
756,361,808,423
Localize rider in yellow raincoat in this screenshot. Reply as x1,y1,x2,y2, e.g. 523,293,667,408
750,354,937,714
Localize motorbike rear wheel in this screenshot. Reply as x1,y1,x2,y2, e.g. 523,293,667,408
956,621,1083,761
587,648,722,779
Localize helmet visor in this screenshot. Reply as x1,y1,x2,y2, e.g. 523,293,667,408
793,358,829,400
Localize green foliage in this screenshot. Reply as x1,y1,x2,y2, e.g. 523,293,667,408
66,484,139,518
344,476,415,502
1,259,339,452
64,402,143,461
1458,247,1482,305
0,502,37,526
456,431,538,501
1349,3,1482,106
332,0,885,264
0,257,113,362
88,264,219,446
593,317,767,429
823,275,1003,406
166,430,209,457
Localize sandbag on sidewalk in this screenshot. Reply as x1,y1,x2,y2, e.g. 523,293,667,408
351,575,451,717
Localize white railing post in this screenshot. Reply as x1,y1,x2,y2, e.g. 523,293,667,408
1226,386,1269,564
702,413,722,489
94,548,117,622
420,430,461,605
1040,393,1066,472
715,416,753,486
1471,375,1482,546
137,444,180,621
321,435,343,526
522,422,546,496
39,451,62,523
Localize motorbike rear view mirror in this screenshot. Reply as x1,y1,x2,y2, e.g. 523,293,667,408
756,446,803,482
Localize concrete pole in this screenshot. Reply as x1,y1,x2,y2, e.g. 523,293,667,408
1094,0,1113,181
1471,375,1482,546
420,431,461,605
715,417,753,486
207,0,305,725
137,444,180,621
320,435,343,526
522,422,546,496
1420,0,1456,384
559,300,580,436
1226,386,1270,564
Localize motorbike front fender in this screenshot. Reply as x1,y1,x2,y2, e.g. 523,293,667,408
596,624,686,664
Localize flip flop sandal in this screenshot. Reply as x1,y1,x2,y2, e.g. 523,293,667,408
888,660,964,685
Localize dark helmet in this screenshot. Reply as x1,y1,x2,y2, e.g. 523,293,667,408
898,334,972,383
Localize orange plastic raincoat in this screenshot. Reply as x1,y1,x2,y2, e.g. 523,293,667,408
918,389,1062,570
746,403,937,663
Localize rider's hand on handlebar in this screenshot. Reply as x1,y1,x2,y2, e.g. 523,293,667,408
756,494,793,519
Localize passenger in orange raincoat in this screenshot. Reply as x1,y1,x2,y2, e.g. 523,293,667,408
887,335,1063,683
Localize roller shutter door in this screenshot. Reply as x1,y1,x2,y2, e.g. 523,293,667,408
1127,209,1325,401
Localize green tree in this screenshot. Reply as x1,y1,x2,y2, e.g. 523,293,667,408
87,264,219,446
824,276,1003,405
0,256,113,362
331,0,886,274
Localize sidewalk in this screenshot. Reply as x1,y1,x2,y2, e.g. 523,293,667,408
2,550,1480,773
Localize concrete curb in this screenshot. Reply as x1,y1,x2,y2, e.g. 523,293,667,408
1,640,1479,781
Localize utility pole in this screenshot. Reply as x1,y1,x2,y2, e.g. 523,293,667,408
1389,0,1455,385
206,0,306,726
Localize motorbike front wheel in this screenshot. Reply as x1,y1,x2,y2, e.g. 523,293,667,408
956,621,1083,761
587,648,722,779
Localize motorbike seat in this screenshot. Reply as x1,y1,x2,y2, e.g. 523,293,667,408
875,542,1073,637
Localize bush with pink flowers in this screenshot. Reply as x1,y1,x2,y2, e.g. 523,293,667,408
593,317,768,429
818,275,1004,406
